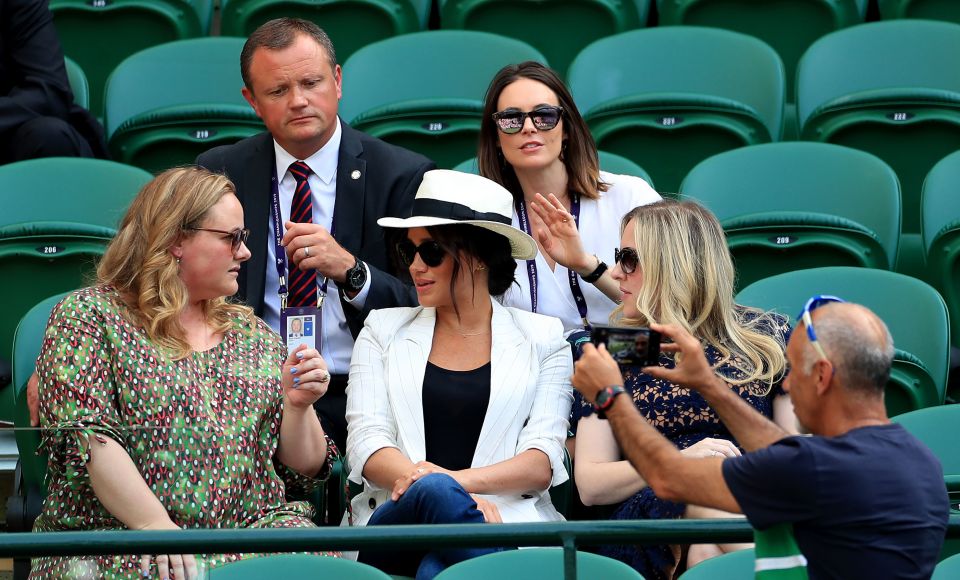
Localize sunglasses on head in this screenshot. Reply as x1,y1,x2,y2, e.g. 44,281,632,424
491,105,564,135
614,247,639,275
797,294,846,363
397,239,448,268
187,227,250,252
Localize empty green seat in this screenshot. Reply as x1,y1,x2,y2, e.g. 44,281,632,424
220,0,429,65
677,548,753,579
105,37,264,174
933,551,960,579
340,31,546,169
736,267,950,417
879,0,960,24
797,20,960,242
434,548,644,579
681,142,901,292
51,0,211,117
922,150,960,353
452,151,654,188
439,0,649,78
63,56,88,110
568,27,785,193
0,158,152,421
209,554,392,578
658,0,866,98
891,405,960,495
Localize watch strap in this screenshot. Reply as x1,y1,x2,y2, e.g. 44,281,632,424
343,258,367,292
594,385,626,419
581,256,608,284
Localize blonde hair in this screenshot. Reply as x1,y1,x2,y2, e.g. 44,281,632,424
612,200,786,390
97,166,254,359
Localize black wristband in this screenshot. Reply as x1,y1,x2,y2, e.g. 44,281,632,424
581,256,608,283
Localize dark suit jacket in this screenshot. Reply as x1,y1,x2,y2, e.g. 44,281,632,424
0,0,108,157
197,122,433,336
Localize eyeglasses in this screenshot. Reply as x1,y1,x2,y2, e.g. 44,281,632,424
797,295,846,362
614,247,639,275
397,239,447,268
186,227,250,252
491,106,564,134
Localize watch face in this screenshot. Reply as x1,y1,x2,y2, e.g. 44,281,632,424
347,262,366,290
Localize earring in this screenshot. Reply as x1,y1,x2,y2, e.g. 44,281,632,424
176,257,181,265
476,264,486,271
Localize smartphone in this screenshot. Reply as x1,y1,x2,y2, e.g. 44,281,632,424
590,325,661,367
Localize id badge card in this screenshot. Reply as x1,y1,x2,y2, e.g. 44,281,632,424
280,307,321,356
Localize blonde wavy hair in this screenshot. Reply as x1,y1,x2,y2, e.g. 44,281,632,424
97,166,254,359
612,200,787,390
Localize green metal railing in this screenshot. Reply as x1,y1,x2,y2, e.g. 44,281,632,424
4,516,960,579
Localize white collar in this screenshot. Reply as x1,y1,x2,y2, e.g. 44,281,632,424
272,116,342,185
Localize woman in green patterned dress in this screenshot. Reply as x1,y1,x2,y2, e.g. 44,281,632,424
31,167,339,579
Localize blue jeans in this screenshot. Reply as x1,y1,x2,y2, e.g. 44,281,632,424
357,473,505,579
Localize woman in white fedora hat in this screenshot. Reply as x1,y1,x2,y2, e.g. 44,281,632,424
344,169,573,579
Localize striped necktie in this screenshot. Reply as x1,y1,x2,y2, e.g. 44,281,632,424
287,161,317,308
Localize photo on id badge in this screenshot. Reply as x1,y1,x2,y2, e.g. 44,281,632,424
281,308,318,356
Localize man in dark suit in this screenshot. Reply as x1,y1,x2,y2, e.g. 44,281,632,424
197,18,433,451
0,0,108,164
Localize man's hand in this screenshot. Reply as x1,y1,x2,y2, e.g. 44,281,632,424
642,323,717,393
27,371,39,427
282,221,355,283
572,343,625,405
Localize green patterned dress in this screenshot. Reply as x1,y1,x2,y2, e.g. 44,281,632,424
31,286,339,579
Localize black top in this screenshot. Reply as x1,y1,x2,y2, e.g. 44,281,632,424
723,424,949,580
422,361,491,471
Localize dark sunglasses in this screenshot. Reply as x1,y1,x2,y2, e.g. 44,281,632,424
614,247,639,275
491,105,564,135
397,239,448,268
187,227,250,252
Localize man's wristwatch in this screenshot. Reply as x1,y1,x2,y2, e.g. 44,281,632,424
342,258,367,293
594,385,626,420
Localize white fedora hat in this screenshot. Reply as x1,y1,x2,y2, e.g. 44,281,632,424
378,169,537,260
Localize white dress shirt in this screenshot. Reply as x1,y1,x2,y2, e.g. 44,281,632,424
262,118,370,374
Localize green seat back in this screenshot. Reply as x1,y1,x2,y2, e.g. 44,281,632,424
105,37,264,174
439,0,648,79
736,267,950,417
51,0,211,117
933,552,960,579
12,293,70,493
63,56,88,110
209,554,392,578
658,0,866,98
569,26,785,193
220,0,429,65
452,151,654,188
340,31,546,169
680,142,901,291
892,405,960,493
922,150,960,354
434,548,644,579
677,547,753,578
797,20,960,237
879,0,960,23
0,158,152,420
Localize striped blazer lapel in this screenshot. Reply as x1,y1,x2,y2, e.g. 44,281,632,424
388,307,435,462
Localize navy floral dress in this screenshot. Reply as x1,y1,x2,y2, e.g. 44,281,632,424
573,309,790,578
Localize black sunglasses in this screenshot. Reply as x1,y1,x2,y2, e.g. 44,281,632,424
491,105,564,135
187,227,250,252
614,247,639,275
397,239,447,268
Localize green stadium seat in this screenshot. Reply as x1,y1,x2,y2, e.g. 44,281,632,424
0,158,152,422
105,37,265,174
879,0,960,23
63,56,88,110
340,31,546,169
891,405,960,494
51,0,212,117
680,142,901,292
220,0,430,65
796,19,960,277
451,151,654,188
922,150,960,352
677,547,753,579
736,267,950,417
439,0,649,79
934,551,960,578
568,27,785,193
209,554,392,578
434,548,645,579
657,0,867,99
